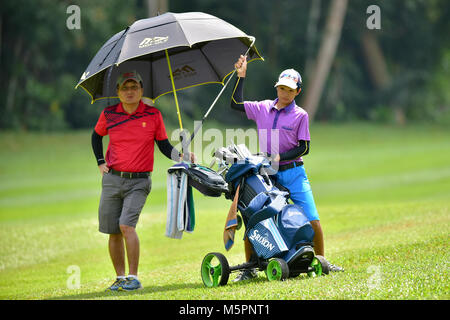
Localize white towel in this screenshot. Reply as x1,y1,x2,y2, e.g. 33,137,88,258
166,171,185,239
166,169,195,239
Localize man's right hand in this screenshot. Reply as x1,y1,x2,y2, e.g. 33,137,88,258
98,163,109,175
234,55,247,78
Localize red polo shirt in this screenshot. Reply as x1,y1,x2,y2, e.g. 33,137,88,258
94,101,168,172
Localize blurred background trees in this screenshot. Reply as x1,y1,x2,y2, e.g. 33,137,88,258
1,0,449,131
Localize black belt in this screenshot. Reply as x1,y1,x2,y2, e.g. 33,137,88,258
278,161,303,172
110,169,150,179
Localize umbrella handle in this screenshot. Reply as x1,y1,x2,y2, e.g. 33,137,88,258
180,130,191,162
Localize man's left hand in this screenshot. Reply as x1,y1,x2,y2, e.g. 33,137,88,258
180,152,196,163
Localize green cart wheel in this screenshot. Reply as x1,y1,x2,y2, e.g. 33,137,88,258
266,258,289,281
307,255,330,277
201,252,230,288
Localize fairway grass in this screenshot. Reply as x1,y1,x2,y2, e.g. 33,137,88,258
0,123,449,300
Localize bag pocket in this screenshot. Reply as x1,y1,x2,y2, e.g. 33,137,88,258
247,217,288,259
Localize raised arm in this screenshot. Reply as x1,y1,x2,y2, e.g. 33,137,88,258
230,55,248,112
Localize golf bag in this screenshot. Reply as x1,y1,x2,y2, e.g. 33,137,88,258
199,144,329,287
168,163,229,197
225,155,315,263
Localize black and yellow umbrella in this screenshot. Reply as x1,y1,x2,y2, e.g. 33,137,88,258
76,11,263,134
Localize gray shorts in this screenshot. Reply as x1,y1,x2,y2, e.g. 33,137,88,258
98,172,152,234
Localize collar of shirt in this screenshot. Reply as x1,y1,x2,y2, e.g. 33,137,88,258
270,98,296,113
116,100,145,115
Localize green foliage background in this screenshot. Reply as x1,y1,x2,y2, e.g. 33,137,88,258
1,0,450,130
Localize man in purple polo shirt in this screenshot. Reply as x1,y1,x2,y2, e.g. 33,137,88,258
230,55,343,281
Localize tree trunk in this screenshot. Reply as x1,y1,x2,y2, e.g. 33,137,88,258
305,0,321,78
268,3,282,72
147,0,168,17
301,0,348,121
361,31,390,89
6,37,23,115
360,31,405,125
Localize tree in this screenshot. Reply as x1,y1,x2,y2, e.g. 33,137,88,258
1,0,449,130
147,0,169,17
301,0,348,121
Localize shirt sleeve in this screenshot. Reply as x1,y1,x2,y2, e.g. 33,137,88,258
94,111,108,136
244,101,262,122
230,77,245,112
91,130,106,165
297,112,311,141
155,111,169,141
279,140,310,161
156,139,180,161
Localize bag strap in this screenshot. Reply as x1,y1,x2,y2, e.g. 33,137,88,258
244,194,286,234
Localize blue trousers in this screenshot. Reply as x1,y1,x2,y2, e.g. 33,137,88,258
275,164,320,221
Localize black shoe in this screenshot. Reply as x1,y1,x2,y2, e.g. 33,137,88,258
233,269,257,282
328,262,344,272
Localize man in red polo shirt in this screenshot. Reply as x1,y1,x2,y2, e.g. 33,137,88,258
91,71,191,291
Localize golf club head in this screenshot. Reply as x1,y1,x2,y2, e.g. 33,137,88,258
214,147,238,165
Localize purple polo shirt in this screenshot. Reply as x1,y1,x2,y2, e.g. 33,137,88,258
244,98,310,165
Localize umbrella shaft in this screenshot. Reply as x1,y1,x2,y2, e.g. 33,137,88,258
188,69,236,145
189,38,256,144
165,49,183,130
203,37,255,120
204,70,235,119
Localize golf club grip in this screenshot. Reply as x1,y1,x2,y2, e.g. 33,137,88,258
189,119,205,144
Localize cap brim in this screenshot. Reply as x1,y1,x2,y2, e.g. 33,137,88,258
274,79,297,90
118,77,140,88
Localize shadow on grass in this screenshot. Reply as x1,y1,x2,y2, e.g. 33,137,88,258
48,269,327,300
48,282,204,300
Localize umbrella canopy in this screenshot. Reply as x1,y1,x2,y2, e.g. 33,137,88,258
75,12,263,103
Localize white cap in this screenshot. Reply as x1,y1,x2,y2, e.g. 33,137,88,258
274,69,302,90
